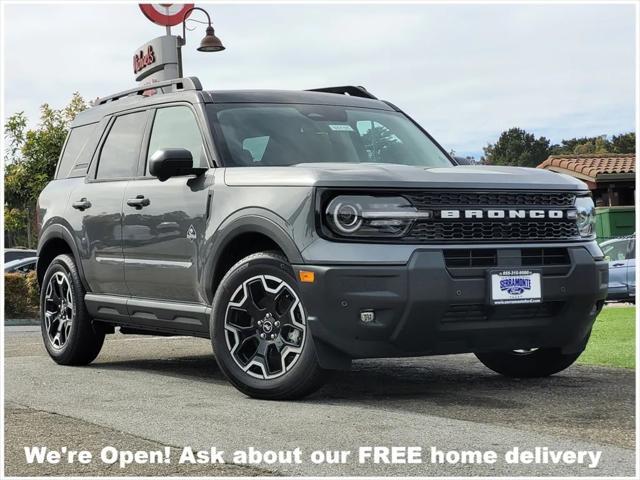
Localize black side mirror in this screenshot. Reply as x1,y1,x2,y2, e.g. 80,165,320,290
149,148,207,181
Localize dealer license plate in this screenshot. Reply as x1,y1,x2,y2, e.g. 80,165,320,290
489,269,542,305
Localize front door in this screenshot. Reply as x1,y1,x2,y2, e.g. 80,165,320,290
123,105,213,304
626,240,635,299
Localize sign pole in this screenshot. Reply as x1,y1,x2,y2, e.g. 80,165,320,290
177,41,183,78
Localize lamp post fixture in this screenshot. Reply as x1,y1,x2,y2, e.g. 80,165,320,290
177,6,225,77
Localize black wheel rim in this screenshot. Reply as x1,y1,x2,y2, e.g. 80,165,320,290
224,274,306,379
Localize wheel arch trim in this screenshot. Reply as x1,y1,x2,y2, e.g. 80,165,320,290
37,224,90,292
202,212,303,303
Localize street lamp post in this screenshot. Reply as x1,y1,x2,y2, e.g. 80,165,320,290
176,6,225,78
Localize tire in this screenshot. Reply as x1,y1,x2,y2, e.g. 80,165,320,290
40,254,105,365
475,347,581,378
211,252,328,399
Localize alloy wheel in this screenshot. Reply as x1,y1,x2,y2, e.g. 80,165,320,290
44,271,74,350
224,274,306,379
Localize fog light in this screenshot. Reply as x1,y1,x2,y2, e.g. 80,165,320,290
360,310,375,323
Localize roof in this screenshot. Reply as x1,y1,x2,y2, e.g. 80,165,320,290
537,153,635,182
74,78,393,127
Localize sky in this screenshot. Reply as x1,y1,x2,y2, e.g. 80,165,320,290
2,2,637,159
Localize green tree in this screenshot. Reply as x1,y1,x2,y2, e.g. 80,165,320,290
550,132,635,155
550,136,605,155
610,132,635,153
571,136,610,155
482,128,551,167
4,93,86,248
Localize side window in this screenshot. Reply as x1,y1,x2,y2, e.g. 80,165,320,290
96,111,147,180
356,120,402,162
147,106,208,173
602,240,628,261
56,123,97,179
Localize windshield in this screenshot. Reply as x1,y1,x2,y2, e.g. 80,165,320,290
208,104,452,167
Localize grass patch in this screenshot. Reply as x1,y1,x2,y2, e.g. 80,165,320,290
578,306,635,369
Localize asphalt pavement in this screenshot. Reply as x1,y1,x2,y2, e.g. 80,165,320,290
4,325,636,476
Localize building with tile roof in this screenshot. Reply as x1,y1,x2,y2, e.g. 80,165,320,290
538,153,635,207
538,153,635,239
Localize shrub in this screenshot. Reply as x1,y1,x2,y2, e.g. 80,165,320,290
5,272,38,318
25,271,40,310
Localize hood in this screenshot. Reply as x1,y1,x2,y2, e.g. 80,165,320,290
224,163,588,191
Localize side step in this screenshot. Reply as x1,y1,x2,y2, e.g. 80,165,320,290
85,293,211,338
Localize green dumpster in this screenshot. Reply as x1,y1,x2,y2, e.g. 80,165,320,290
596,206,635,242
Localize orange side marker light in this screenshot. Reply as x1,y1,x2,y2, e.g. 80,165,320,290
299,270,315,283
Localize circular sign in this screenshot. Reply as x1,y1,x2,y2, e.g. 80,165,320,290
139,3,194,27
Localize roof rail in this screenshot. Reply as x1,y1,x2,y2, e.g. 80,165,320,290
94,77,203,106
306,85,378,100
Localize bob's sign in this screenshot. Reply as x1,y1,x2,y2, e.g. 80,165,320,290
133,46,156,75
133,36,179,83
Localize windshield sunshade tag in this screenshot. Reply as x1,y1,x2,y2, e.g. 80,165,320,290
328,124,354,132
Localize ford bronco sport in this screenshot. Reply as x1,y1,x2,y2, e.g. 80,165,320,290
37,77,608,399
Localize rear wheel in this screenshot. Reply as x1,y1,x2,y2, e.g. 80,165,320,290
40,254,105,365
475,347,581,378
211,252,327,399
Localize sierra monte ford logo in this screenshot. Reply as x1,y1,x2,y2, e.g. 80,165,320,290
438,209,575,220
499,276,532,295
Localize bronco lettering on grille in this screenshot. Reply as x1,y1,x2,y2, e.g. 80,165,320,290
439,209,570,219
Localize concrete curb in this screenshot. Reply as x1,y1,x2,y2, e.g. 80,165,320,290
5,318,39,326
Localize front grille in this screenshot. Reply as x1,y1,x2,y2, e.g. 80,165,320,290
395,190,581,243
442,301,564,323
405,191,576,208
407,220,580,242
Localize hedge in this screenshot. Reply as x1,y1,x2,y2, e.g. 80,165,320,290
5,271,39,318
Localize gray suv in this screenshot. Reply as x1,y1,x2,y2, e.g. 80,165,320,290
37,77,608,399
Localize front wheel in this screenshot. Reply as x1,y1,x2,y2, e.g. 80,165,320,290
211,252,327,400
475,347,582,378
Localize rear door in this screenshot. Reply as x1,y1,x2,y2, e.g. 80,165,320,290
74,110,149,295
123,104,213,307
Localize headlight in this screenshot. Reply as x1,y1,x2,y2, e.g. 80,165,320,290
325,195,430,238
572,196,596,238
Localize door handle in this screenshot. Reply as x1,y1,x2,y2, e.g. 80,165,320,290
126,195,150,209
612,262,626,268
72,198,91,211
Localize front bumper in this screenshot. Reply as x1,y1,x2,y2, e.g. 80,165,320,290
296,245,608,366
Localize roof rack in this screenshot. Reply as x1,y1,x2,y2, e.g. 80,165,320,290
94,77,203,106
306,85,378,100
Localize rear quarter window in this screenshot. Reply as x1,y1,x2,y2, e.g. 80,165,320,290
56,123,98,179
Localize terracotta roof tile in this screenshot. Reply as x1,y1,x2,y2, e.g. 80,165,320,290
538,153,635,180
